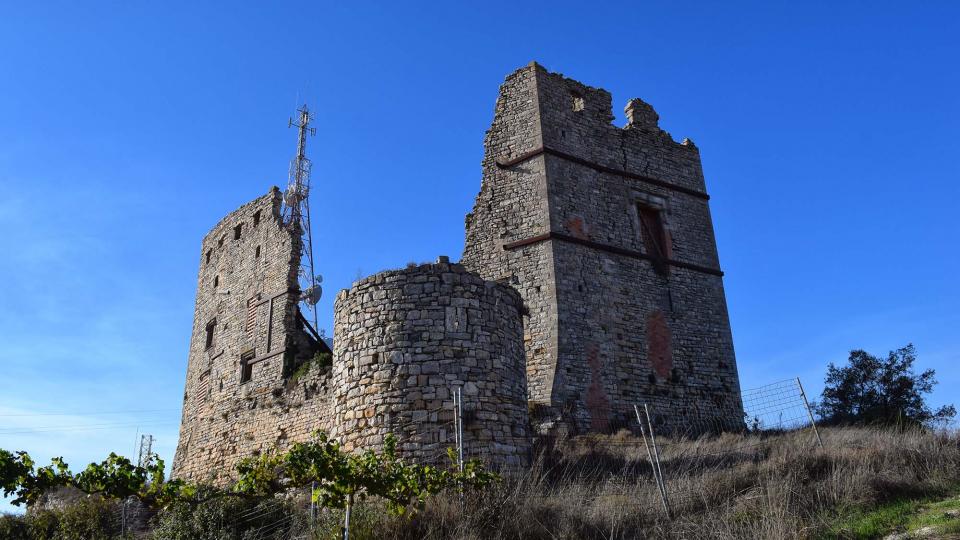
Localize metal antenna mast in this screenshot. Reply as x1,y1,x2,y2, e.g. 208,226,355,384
283,105,322,333
137,434,155,467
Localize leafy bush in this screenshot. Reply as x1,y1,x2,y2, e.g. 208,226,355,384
51,497,121,540
0,432,498,524
0,497,123,540
0,449,193,510
0,514,30,540
234,432,497,514
151,497,295,540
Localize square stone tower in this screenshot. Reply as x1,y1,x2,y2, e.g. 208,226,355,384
172,188,329,482
462,63,744,434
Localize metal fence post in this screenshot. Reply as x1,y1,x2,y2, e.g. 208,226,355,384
455,386,466,510
342,493,352,540
452,389,456,453
795,377,824,448
644,404,672,520
310,482,316,529
452,386,459,467
635,405,671,518
456,386,464,474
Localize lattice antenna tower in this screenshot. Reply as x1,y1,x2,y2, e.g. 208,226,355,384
137,434,155,467
282,105,322,332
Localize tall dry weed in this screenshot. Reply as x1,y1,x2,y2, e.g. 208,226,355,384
370,426,959,539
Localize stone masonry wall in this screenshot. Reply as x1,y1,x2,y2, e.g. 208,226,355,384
174,63,745,485
172,188,329,484
331,260,531,469
461,65,560,410
462,63,744,434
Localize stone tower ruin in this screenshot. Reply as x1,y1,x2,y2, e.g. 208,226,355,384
171,188,330,482
172,62,745,483
462,62,744,434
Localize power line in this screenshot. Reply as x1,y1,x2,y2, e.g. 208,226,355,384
0,408,180,417
0,422,178,436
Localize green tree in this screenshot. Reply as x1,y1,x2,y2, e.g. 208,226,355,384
816,343,955,427
0,449,192,509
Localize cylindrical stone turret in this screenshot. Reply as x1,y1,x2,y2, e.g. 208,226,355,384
331,261,531,469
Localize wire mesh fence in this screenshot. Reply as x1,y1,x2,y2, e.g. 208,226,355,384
87,377,825,538
741,378,820,435
635,377,823,519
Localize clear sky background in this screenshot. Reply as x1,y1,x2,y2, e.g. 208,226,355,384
1,1,958,513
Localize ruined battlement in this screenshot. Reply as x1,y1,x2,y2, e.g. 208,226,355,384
174,63,744,483
463,63,743,434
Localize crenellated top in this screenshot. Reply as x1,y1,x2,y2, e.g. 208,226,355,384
488,62,708,197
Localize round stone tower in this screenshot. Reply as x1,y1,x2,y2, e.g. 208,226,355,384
331,259,531,469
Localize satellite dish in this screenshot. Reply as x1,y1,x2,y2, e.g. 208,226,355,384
283,184,309,206
301,285,322,305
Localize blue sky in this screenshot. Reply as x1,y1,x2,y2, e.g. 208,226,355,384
1,1,958,512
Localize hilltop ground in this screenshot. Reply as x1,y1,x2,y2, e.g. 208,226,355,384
2,426,958,539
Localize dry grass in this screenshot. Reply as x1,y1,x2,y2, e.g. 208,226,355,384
327,426,960,540
6,426,953,539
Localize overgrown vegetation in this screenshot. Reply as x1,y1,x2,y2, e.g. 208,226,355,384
321,426,960,539
1,431,496,539
4,345,957,538
0,497,125,540
3,426,957,539
290,352,333,383
0,450,192,509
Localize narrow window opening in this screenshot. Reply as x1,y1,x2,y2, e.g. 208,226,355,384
255,245,261,258
253,210,261,227
213,275,219,288
638,204,669,276
205,249,212,265
240,351,255,384
218,236,225,248
204,319,216,350
234,224,242,240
